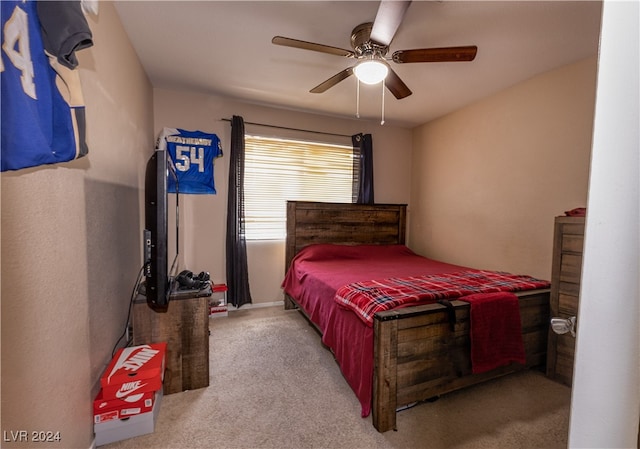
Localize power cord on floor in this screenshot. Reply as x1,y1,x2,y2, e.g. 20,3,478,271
110,265,145,358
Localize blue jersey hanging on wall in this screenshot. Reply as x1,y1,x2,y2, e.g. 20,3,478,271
1,1,93,172
157,128,223,194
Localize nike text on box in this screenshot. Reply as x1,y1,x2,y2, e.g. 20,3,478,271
93,388,157,424
100,343,167,400
94,390,162,446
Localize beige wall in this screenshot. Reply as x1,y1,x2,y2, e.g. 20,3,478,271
1,4,153,448
409,57,597,280
153,88,413,304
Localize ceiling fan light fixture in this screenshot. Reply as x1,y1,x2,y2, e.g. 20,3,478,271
354,59,388,85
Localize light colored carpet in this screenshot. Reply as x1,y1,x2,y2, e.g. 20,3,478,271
102,306,571,449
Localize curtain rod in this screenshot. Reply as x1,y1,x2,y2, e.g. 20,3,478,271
220,118,352,139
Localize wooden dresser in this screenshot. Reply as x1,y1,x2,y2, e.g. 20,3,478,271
546,216,585,386
133,290,210,394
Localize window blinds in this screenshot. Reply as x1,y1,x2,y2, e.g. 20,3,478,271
244,135,354,240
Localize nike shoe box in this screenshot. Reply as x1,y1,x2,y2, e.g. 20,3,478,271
94,389,162,446
209,300,228,317
100,343,166,400
93,388,158,424
209,284,228,317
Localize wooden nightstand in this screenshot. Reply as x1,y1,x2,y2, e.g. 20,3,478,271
133,289,210,394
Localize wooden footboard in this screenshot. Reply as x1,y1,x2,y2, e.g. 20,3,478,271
372,289,550,432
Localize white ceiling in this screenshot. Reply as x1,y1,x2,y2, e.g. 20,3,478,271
114,1,602,128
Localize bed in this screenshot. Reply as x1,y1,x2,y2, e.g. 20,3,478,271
282,201,551,432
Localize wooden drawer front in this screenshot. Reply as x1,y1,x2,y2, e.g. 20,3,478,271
560,253,582,283
554,352,576,386
562,223,585,236
562,234,584,253
554,333,577,386
558,328,576,347
558,293,579,315
559,280,580,297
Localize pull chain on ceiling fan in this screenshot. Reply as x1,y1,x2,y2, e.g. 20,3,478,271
355,77,386,125
271,0,478,103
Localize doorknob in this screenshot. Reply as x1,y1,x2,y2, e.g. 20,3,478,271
551,316,577,337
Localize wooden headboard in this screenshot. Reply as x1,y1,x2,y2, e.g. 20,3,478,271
285,201,407,269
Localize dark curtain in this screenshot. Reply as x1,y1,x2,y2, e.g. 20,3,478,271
225,115,252,308
352,133,375,204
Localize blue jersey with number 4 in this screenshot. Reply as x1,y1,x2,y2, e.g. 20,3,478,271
1,1,92,171
158,128,223,194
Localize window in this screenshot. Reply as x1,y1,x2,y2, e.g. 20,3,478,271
244,134,355,240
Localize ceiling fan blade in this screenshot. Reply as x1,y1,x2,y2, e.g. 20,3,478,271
383,64,412,99
310,67,354,93
272,36,355,58
370,0,411,46
392,46,478,63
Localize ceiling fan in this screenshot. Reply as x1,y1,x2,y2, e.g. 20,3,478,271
272,0,477,100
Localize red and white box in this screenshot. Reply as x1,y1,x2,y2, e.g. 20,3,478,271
209,284,228,317
94,390,162,446
100,343,167,400
209,301,228,317
93,388,158,424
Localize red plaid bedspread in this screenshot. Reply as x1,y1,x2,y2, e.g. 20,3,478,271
335,270,550,326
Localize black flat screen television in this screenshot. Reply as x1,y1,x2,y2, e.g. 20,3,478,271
143,149,178,310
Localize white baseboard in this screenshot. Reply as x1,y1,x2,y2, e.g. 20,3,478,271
227,300,284,310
